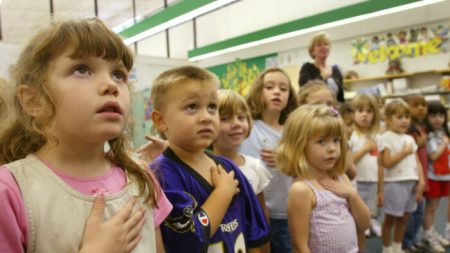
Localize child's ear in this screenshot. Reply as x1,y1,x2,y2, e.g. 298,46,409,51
151,109,167,133
17,85,46,117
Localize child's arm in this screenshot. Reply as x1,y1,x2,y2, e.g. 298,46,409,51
414,131,427,147
80,196,147,253
155,227,165,253
136,135,168,164
377,156,384,207
288,181,313,253
352,138,377,163
381,142,413,168
256,192,270,253
257,192,270,222
345,151,357,180
248,247,264,253
414,153,425,202
429,136,449,161
201,165,239,236
319,176,371,233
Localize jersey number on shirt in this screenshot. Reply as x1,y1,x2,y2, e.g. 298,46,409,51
208,232,245,253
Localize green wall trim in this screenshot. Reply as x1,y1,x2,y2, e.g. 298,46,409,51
119,0,216,38
188,0,421,58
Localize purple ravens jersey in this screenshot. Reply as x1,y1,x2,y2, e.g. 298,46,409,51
151,148,270,253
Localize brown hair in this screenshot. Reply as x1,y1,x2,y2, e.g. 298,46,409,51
351,93,381,134
0,18,158,205
217,89,253,137
297,80,333,106
246,68,297,124
384,99,410,120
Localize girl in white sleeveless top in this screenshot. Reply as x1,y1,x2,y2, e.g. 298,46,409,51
277,105,370,253
0,18,171,253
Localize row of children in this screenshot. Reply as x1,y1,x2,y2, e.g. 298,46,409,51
0,17,447,253
0,17,369,253
335,88,450,253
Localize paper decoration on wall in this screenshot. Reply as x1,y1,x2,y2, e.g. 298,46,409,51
351,23,449,64
208,54,275,96
131,88,153,147
220,59,260,95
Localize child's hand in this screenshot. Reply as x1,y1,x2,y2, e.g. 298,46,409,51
363,138,377,153
318,178,356,200
402,142,414,155
413,180,425,202
136,135,168,163
79,196,147,253
260,148,276,167
211,165,240,197
443,136,450,146
415,133,427,147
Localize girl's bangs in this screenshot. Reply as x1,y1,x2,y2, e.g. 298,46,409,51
219,94,248,117
51,20,133,70
353,98,371,110
310,115,342,139
428,103,446,115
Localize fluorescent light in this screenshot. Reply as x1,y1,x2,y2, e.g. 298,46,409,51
124,0,237,45
113,14,145,33
189,0,445,61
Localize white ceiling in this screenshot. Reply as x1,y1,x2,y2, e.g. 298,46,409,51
0,0,178,43
196,0,450,67
1,0,450,66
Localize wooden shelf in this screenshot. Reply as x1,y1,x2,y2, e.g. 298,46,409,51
344,68,450,85
382,90,450,99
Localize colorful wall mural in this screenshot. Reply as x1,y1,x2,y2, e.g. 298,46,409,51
208,54,276,96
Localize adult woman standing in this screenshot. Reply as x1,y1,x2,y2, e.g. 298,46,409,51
299,32,345,102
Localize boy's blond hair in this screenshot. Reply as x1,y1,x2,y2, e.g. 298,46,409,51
217,89,253,137
308,32,331,59
151,65,219,112
297,80,333,106
351,93,381,134
246,68,297,124
277,105,347,179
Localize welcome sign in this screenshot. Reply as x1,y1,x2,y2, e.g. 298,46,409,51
351,23,449,64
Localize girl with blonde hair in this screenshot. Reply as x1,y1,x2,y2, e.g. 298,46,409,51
349,93,383,249
278,105,370,253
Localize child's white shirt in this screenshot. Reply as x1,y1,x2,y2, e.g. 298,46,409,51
239,154,272,194
349,132,382,182
379,130,419,182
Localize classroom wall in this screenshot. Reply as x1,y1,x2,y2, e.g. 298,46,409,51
130,55,189,147
0,42,21,79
